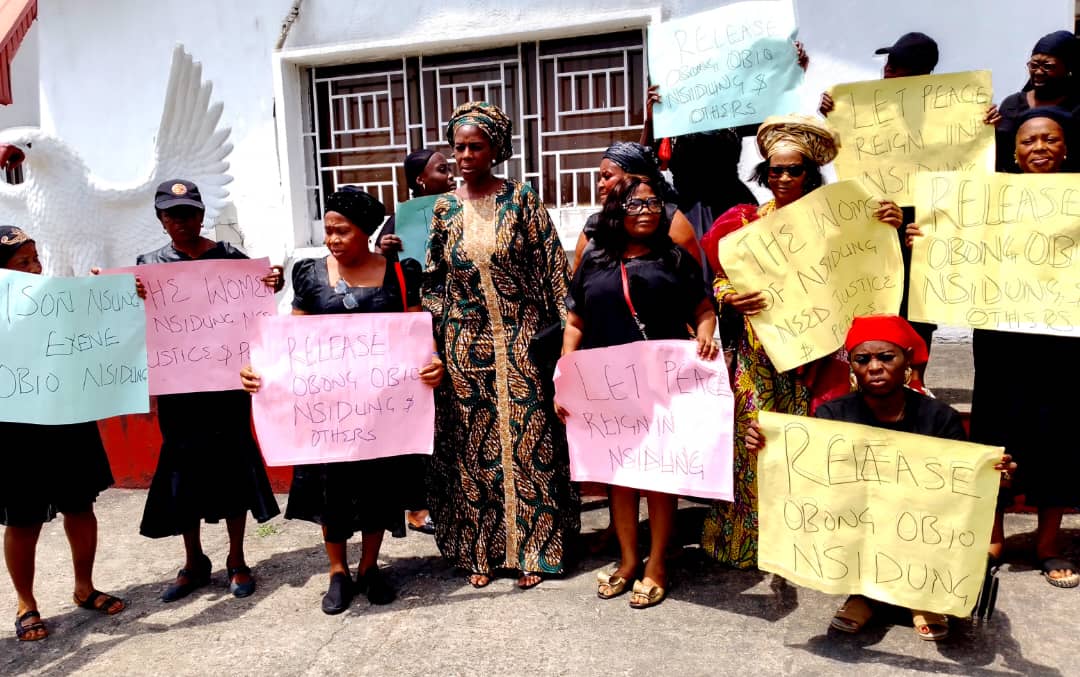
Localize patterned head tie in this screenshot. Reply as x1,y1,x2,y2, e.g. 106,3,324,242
445,101,514,165
757,114,841,166
602,141,674,199
324,186,386,235
0,225,33,267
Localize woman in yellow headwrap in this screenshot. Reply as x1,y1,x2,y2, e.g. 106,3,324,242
699,115,903,568
423,102,578,590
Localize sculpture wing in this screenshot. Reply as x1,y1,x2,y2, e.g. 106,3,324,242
90,45,234,266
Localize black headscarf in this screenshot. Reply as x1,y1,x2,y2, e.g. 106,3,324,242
0,225,33,268
1014,106,1076,172
404,149,436,196
324,187,386,235
1032,31,1078,67
603,141,674,200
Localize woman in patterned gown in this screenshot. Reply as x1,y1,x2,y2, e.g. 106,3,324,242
698,116,903,568
423,102,578,589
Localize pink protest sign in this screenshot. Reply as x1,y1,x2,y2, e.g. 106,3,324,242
554,340,734,500
107,257,276,395
249,312,435,466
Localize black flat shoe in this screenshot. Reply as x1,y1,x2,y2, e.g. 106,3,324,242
356,567,396,605
228,566,256,598
321,572,353,615
162,554,211,603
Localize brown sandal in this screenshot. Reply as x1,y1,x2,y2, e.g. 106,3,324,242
831,595,873,633
628,579,666,609
15,610,47,641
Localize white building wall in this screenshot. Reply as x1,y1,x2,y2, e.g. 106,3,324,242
20,0,1077,261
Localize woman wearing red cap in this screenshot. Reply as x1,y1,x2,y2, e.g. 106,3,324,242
744,315,1014,641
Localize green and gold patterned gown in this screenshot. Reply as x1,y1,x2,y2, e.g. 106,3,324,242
423,179,579,575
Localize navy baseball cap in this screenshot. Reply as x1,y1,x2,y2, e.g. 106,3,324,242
155,179,205,210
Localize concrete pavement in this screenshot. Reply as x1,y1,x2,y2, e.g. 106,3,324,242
2,487,1076,676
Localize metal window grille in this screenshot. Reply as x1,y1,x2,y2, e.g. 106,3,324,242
302,29,646,242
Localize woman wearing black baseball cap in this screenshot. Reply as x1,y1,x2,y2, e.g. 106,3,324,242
134,179,284,603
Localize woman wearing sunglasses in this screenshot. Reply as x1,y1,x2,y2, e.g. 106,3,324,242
560,176,718,608
698,115,904,569
241,188,444,614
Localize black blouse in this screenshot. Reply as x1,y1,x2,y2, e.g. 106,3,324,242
568,245,709,350
292,256,422,315
814,390,966,442
135,240,254,438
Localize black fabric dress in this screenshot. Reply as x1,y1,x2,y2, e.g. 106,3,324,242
137,242,280,538
970,330,1080,507
567,243,710,349
815,390,967,442
0,421,114,527
284,256,423,542
897,205,936,349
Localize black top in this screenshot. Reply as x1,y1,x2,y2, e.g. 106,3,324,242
136,240,254,436
292,256,421,314
137,240,248,265
568,245,709,349
995,90,1080,172
815,390,966,441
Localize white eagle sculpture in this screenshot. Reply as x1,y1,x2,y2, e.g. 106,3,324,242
0,45,232,275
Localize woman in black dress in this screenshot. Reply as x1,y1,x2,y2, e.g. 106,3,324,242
559,177,719,609
135,180,282,602
241,187,444,614
1,226,124,641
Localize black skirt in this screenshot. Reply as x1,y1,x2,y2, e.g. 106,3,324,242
970,329,1080,507
139,391,280,538
0,421,114,527
285,456,408,542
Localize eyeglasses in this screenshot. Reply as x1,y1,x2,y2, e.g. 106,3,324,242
1027,59,1060,74
768,164,806,178
623,197,663,214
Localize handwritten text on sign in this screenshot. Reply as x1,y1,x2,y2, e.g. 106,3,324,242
757,412,1001,616
109,258,276,395
829,70,994,206
648,0,801,138
553,340,734,500
0,269,149,424
250,312,435,466
910,171,1080,336
716,181,903,372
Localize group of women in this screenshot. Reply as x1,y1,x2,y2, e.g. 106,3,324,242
2,27,1077,646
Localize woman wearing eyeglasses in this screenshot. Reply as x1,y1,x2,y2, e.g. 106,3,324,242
241,188,444,614
559,176,718,608
992,31,1080,171
698,115,903,569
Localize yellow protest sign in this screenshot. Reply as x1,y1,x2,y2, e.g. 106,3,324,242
716,180,903,372
909,171,1080,335
829,70,994,206
757,411,1002,616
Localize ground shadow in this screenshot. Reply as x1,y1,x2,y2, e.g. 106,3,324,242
790,607,1059,676
0,541,518,675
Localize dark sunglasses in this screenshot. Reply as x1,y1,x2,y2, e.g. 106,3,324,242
623,197,664,214
768,164,806,178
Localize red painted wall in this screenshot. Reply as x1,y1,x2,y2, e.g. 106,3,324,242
97,401,293,493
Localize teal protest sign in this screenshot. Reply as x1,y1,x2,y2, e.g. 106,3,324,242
394,195,440,261
0,269,149,424
648,0,802,138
